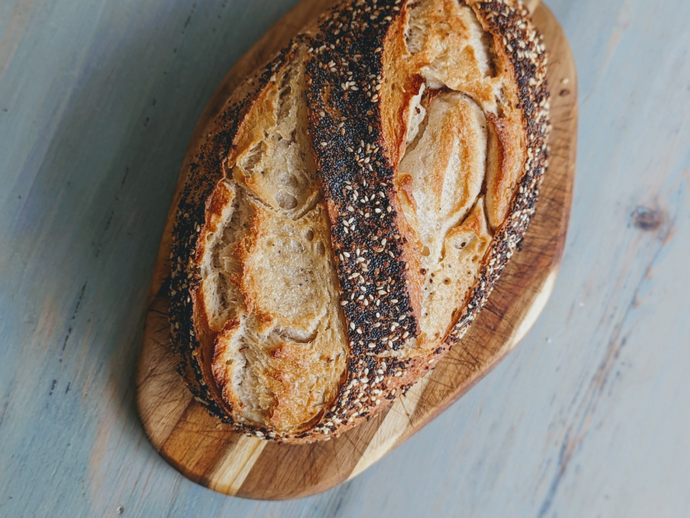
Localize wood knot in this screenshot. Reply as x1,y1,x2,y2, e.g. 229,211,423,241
632,207,663,232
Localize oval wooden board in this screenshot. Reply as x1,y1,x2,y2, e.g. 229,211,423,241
136,0,577,500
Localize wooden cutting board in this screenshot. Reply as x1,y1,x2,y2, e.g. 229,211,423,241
136,0,577,500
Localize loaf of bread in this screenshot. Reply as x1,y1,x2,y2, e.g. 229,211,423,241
170,0,549,442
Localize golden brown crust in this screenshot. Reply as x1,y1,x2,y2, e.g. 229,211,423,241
485,99,527,229
170,44,305,426
169,0,549,443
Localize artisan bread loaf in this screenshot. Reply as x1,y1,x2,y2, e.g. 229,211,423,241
170,0,549,443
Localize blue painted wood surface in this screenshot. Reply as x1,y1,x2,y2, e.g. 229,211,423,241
1,0,689,516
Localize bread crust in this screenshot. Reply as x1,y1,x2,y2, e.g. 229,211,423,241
169,0,549,443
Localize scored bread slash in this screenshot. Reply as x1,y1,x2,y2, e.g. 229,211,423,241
169,0,549,443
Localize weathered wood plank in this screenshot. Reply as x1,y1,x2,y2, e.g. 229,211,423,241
1,0,690,516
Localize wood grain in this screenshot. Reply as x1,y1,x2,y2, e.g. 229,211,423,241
135,0,578,500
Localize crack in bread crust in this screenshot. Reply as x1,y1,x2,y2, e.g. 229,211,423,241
446,0,550,345
168,0,549,443
297,0,548,441
170,46,300,425
173,41,352,437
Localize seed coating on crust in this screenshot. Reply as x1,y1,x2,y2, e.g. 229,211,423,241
168,0,549,443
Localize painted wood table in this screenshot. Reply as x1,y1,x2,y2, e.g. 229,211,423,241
1,0,689,516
